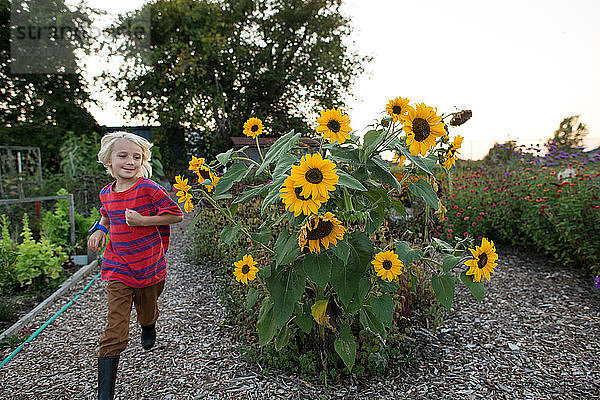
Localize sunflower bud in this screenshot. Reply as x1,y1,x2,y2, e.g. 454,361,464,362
450,110,472,127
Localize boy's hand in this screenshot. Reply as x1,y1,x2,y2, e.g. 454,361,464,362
125,209,146,226
87,230,106,252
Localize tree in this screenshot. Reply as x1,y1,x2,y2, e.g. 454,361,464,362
0,0,98,171
547,115,588,152
103,0,369,173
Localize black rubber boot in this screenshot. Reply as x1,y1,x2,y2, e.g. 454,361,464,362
141,322,156,350
98,355,119,400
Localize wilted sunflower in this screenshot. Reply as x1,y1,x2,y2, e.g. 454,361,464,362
316,108,352,144
243,118,264,139
194,166,219,192
403,103,447,156
188,156,205,172
290,153,339,201
372,250,403,281
298,212,346,253
279,176,326,217
464,238,498,282
233,254,259,284
442,135,464,170
386,97,411,123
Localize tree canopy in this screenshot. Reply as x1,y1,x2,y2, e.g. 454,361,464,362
104,0,369,171
547,115,588,152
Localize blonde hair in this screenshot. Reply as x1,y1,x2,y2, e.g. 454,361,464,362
98,131,153,178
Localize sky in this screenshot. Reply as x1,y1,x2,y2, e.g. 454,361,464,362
82,0,600,159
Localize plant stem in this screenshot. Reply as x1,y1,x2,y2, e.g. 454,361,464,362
255,136,265,162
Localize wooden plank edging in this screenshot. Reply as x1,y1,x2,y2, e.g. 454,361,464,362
0,259,100,342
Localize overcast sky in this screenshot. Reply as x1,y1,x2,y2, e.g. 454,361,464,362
83,0,600,159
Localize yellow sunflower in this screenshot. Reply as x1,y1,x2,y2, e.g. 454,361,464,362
372,250,403,281
316,108,352,144
385,97,411,123
403,103,447,156
188,156,205,172
174,175,191,196
183,193,194,213
464,238,498,282
279,176,326,217
289,153,338,201
194,166,219,192
443,135,464,170
243,118,264,139
298,212,346,254
233,254,259,284
392,151,407,165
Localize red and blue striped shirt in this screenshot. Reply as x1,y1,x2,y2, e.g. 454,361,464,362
99,177,183,287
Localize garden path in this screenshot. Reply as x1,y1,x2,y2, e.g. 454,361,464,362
0,215,598,400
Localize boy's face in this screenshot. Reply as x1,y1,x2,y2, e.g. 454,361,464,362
108,138,143,182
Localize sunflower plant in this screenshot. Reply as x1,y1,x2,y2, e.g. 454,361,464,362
178,101,494,373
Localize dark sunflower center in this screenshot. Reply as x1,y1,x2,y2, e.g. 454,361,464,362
477,253,488,269
241,265,250,274
251,124,259,132
392,105,402,115
413,118,431,142
306,219,334,240
294,186,311,201
305,168,323,184
327,119,341,133
382,260,393,270
198,169,210,180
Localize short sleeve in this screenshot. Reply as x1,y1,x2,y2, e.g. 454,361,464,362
153,187,183,216
100,204,108,217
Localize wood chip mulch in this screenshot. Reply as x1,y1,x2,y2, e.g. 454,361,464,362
0,215,599,399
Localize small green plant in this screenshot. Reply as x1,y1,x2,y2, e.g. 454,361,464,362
14,214,67,287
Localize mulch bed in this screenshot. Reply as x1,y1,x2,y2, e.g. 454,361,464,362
0,217,598,399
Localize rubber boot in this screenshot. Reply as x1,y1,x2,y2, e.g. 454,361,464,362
141,322,156,350
98,355,119,400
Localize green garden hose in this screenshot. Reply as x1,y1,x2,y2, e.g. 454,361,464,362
0,271,101,370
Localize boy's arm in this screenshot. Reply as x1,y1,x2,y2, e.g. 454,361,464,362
125,209,183,227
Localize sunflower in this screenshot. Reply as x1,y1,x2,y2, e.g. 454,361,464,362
316,108,352,144
233,254,259,284
194,165,219,192
174,175,191,196
403,103,447,156
243,118,264,139
443,135,464,170
298,212,346,254
279,176,326,217
289,153,339,201
386,97,411,123
464,238,498,282
372,250,403,281
183,193,194,213
392,151,407,165
188,156,205,172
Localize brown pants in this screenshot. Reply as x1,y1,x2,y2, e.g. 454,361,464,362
99,280,165,357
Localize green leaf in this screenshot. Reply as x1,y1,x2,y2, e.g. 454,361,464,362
261,175,287,214
378,279,399,292
407,180,439,210
369,294,394,328
216,148,234,166
259,263,272,279
272,154,297,177
345,277,371,316
330,231,373,307
275,324,292,351
214,162,250,195
301,253,332,288
391,199,406,215
395,241,423,265
366,207,384,235
256,130,302,175
442,255,461,273
366,156,402,192
334,324,357,372
348,231,374,267
229,203,239,217
294,303,314,334
265,264,306,327
431,274,456,311
331,237,351,265
274,231,301,266
396,145,433,175
250,230,271,244
433,237,454,252
359,308,386,339
257,297,276,346
337,169,367,191
247,287,259,311
220,223,241,245
330,147,362,166
212,193,233,201
460,271,485,302
234,185,266,204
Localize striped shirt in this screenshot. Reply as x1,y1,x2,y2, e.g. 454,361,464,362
99,177,183,287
